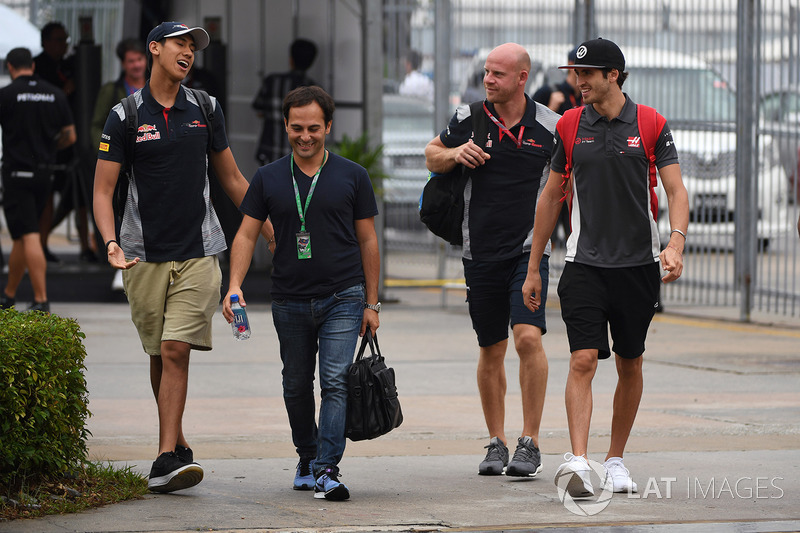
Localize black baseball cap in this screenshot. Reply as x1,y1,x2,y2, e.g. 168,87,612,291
146,22,210,52
559,38,625,72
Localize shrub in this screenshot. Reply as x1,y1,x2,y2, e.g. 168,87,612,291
0,309,91,485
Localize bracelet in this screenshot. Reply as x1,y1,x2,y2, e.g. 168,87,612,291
671,228,687,240
105,239,118,251
267,235,275,244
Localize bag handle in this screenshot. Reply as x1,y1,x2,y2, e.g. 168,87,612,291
355,329,382,361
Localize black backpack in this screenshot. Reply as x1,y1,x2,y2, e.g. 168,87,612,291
418,101,488,246
114,87,215,217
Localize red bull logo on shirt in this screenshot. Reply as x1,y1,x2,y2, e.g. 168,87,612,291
136,124,161,143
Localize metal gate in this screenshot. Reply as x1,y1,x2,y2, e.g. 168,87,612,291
383,0,800,321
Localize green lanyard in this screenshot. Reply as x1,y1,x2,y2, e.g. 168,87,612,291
291,150,327,232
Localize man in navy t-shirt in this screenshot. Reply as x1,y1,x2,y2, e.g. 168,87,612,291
425,42,559,478
93,22,273,494
223,86,379,502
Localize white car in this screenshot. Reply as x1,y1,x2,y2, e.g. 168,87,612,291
462,44,789,250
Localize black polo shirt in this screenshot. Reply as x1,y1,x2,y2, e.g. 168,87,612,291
0,75,73,171
98,82,230,262
439,95,559,261
550,95,680,267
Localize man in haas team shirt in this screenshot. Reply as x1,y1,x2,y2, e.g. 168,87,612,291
93,22,272,493
523,38,689,498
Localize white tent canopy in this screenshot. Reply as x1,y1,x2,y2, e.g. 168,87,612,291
0,4,41,60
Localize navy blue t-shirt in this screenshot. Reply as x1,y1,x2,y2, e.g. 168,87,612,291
240,151,378,299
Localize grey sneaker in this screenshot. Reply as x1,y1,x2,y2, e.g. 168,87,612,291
506,436,543,477
478,437,509,475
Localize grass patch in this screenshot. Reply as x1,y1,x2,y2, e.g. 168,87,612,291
0,461,148,521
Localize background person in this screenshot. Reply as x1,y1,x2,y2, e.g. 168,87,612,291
424,42,559,478
252,38,318,164
532,46,581,114
93,21,272,493
33,21,91,263
398,49,434,102
90,38,147,149
533,46,582,247
522,37,689,498
223,85,380,502
0,47,76,313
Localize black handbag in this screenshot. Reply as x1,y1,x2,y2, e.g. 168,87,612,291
345,330,403,441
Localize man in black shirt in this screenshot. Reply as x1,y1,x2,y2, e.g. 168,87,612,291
0,48,76,313
425,42,559,478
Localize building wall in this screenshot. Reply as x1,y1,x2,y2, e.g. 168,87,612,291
172,0,364,181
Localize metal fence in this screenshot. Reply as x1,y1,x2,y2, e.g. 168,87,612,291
383,0,800,321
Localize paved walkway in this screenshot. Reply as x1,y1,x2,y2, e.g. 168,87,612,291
1,285,800,532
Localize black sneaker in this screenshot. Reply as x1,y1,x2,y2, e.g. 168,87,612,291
0,294,15,310
506,436,543,477
147,451,203,493
43,248,61,264
478,437,509,475
27,301,50,314
174,444,193,464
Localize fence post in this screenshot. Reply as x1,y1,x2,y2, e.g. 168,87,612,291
434,0,452,281
364,0,386,297
735,0,759,321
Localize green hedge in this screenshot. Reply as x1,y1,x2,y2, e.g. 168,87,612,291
0,309,91,484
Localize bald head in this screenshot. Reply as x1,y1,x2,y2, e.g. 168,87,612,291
487,42,531,75
483,42,530,105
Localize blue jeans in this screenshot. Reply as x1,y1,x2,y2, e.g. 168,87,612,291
271,284,364,475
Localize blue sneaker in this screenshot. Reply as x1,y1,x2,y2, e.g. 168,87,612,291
293,458,315,490
313,467,350,500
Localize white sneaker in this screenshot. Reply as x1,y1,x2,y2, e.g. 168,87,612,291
554,453,594,498
604,457,638,493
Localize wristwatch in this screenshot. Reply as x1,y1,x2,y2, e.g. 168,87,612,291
364,302,381,313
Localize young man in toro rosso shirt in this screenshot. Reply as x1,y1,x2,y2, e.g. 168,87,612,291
93,21,272,493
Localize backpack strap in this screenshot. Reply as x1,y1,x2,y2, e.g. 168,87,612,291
555,106,584,203
635,104,667,219
186,87,215,154
121,94,138,172
469,100,488,148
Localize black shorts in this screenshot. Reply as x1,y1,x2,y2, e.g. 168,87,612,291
2,169,51,240
557,261,660,360
463,253,549,348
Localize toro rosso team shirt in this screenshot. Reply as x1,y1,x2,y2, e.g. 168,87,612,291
550,95,680,267
439,96,559,261
98,83,229,262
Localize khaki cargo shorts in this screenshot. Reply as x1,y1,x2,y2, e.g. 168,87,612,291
122,256,222,356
